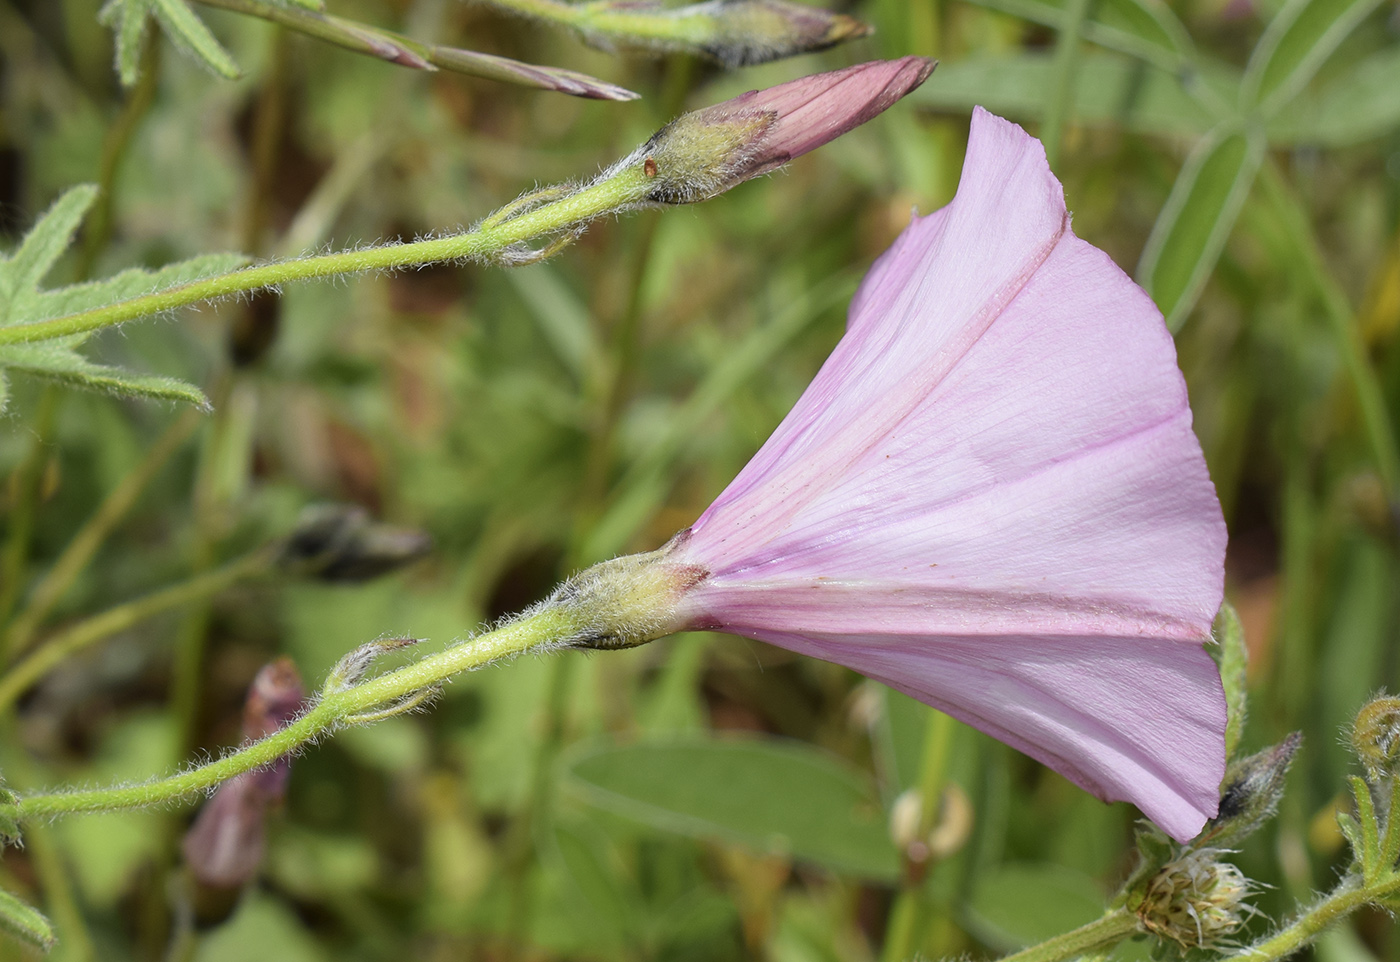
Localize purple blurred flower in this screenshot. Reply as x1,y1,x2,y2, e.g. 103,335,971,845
667,108,1228,842
183,658,304,888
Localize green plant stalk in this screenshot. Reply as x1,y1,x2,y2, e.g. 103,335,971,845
3,409,201,659
0,168,653,348
0,549,271,711
77,32,162,280
1041,0,1091,167
996,909,1140,962
0,388,59,629
19,824,86,959
880,710,958,962
1258,162,1400,496
4,607,567,820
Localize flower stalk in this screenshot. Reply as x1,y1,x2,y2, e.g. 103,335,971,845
0,58,929,350
193,0,641,99
2,607,564,823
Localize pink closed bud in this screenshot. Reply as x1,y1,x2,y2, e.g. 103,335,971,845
641,57,935,204
183,659,304,889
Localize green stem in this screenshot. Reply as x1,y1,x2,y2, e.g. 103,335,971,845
880,710,957,962
0,549,272,712
1258,162,1400,496
75,31,162,280
5,607,568,820
998,909,1139,962
1041,0,1092,168
3,409,200,659
1225,879,1380,962
0,388,59,629
0,168,651,348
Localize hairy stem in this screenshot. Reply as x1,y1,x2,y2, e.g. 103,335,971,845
1227,879,1380,962
0,168,651,348
997,909,1140,962
5,607,567,820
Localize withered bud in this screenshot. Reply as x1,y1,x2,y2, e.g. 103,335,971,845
280,503,432,582
498,0,871,68
1136,850,1251,949
183,660,305,890
637,57,934,205
325,637,421,692
680,0,873,68
1196,733,1300,848
1353,695,1400,781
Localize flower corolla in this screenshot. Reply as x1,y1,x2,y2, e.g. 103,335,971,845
665,108,1228,843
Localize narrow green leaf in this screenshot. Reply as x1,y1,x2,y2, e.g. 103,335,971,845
1214,602,1248,759
1241,0,1385,116
0,186,99,310
1337,810,1365,858
563,736,900,880
117,0,154,85
150,0,241,79
507,264,602,384
1266,45,1400,146
1350,775,1383,882
911,53,1222,138
0,888,55,953
1382,775,1400,870
956,0,1195,71
0,341,210,409
1136,123,1265,331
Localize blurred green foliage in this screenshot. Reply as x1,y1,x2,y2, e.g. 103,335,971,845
0,0,1398,958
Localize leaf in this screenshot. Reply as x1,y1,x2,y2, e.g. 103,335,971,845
1214,602,1248,759
911,53,1223,138
964,863,1105,951
1135,122,1265,331
0,186,98,313
1241,0,1386,117
562,735,900,880
118,0,154,85
21,252,248,323
0,887,55,953
0,339,210,409
149,0,241,79
960,0,1197,72
0,193,243,408
1267,45,1400,146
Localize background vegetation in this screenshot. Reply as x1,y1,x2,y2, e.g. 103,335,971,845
0,0,1398,958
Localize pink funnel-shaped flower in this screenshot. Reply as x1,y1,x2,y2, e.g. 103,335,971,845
668,108,1228,843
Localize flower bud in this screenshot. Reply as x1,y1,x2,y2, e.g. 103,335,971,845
638,57,935,205
182,660,304,890
549,535,708,650
1196,733,1300,848
1136,850,1250,948
279,503,432,582
1352,694,1400,781
492,0,871,68
674,0,873,68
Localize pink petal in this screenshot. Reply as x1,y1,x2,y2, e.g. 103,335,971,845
674,108,1227,842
